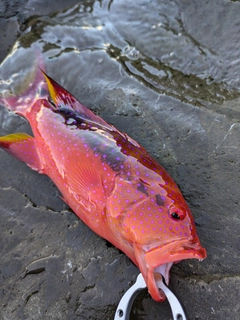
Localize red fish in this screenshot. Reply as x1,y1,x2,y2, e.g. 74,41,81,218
0,67,206,302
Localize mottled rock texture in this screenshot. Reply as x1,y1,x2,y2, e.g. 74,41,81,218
0,1,240,319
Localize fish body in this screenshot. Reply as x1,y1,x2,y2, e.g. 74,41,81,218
0,68,206,301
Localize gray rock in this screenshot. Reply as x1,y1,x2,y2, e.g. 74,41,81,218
0,0,240,319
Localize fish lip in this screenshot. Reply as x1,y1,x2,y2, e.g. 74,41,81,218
145,239,207,269
141,239,207,302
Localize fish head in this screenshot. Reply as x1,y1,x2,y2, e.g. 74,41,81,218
122,182,207,302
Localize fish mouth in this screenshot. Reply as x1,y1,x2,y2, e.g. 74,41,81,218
133,239,207,302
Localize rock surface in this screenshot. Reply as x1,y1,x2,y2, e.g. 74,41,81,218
0,0,240,319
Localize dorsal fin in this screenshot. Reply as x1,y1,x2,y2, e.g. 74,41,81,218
41,70,109,126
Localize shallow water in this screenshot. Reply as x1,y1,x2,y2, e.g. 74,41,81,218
0,0,240,319
1,0,240,107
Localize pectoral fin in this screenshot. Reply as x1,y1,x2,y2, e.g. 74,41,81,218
0,133,43,172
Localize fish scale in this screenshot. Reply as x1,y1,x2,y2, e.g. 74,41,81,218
0,68,207,302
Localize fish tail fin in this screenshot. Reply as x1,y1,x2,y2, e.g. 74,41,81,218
0,52,47,117
0,133,43,172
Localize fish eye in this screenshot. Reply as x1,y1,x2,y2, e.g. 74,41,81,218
169,206,185,220
171,212,180,220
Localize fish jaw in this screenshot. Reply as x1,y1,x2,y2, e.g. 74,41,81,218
133,239,207,302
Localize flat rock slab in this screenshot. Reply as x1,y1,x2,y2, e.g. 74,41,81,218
0,1,240,319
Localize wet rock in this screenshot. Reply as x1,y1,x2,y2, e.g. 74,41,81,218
0,0,240,319
0,0,81,62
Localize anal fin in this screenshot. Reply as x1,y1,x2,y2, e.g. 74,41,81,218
0,133,43,172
